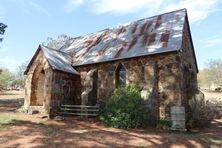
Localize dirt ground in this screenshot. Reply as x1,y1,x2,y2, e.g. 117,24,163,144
201,90,222,101
0,90,222,148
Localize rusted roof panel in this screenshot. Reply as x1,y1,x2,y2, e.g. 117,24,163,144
41,45,79,75
60,9,186,66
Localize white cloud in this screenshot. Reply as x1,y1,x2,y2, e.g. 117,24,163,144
0,0,51,17
204,38,222,48
65,0,84,13
161,0,220,23
29,1,51,17
91,0,162,14
67,0,220,23
0,57,19,72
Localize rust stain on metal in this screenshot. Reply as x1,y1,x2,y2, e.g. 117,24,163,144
148,33,156,45
114,46,124,58
141,33,150,47
161,31,170,42
140,22,147,35
70,52,76,57
116,26,127,35
98,45,109,55
84,37,94,48
131,22,138,34
128,36,138,50
115,40,128,57
155,15,162,28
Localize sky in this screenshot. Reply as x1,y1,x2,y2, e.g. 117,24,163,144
0,0,222,72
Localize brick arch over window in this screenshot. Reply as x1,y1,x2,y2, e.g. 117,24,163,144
115,63,126,87
30,64,45,106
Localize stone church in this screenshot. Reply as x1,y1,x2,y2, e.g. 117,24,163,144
24,9,198,121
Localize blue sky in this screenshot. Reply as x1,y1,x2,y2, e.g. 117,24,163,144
0,0,222,71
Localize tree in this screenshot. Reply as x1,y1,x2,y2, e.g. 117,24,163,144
42,34,71,50
0,69,13,89
198,59,222,88
11,62,28,89
205,59,222,86
0,23,7,42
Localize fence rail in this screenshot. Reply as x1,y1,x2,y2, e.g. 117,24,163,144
60,104,100,117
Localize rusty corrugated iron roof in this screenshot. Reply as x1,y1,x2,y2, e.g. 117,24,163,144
60,9,186,66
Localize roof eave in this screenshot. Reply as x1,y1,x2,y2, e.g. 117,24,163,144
73,49,179,67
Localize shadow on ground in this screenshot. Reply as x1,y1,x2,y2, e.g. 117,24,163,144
0,98,24,112
0,91,222,148
0,117,222,148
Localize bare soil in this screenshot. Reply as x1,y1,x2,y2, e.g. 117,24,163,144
0,90,222,148
202,90,222,101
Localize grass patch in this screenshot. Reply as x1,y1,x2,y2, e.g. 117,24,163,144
210,138,222,145
0,113,20,126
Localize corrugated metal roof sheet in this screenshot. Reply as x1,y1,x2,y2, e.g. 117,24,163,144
41,45,79,75
60,9,186,66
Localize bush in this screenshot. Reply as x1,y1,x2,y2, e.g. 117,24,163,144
99,85,152,129
206,98,222,119
189,98,214,128
157,119,171,130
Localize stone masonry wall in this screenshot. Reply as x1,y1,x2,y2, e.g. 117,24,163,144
180,20,198,121
24,50,53,114
50,71,81,115
157,55,182,120
74,52,182,120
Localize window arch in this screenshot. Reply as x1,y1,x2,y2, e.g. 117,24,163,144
116,64,126,86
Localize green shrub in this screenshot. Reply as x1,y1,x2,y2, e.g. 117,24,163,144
99,85,152,129
157,119,171,129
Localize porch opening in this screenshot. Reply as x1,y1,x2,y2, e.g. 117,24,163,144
30,64,45,106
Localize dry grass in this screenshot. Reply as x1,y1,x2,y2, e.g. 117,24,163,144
0,90,221,148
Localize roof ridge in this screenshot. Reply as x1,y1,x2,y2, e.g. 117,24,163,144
41,44,71,56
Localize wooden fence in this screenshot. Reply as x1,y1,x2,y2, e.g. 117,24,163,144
60,104,100,117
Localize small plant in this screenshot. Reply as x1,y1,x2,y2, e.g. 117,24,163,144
99,85,153,129
157,119,171,129
0,114,19,126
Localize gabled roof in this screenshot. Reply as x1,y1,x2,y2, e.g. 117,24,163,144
41,45,79,75
24,45,79,75
60,9,186,66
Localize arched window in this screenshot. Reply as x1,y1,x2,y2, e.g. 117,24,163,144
116,64,126,86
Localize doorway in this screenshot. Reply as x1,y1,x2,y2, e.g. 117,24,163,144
30,64,45,106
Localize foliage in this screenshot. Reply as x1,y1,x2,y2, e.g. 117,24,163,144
189,98,214,128
99,85,152,129
42,34,71,50
0,69,13,89
206,98,222,119
0,23,7,42
0,114,19,126
11,62,28,89
198,59,222,88
157,119,171,129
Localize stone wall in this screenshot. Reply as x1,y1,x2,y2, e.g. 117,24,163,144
50,71,81,115
157,55,181,120
74,52,182,120
24,50,53,114
180,20,198,121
